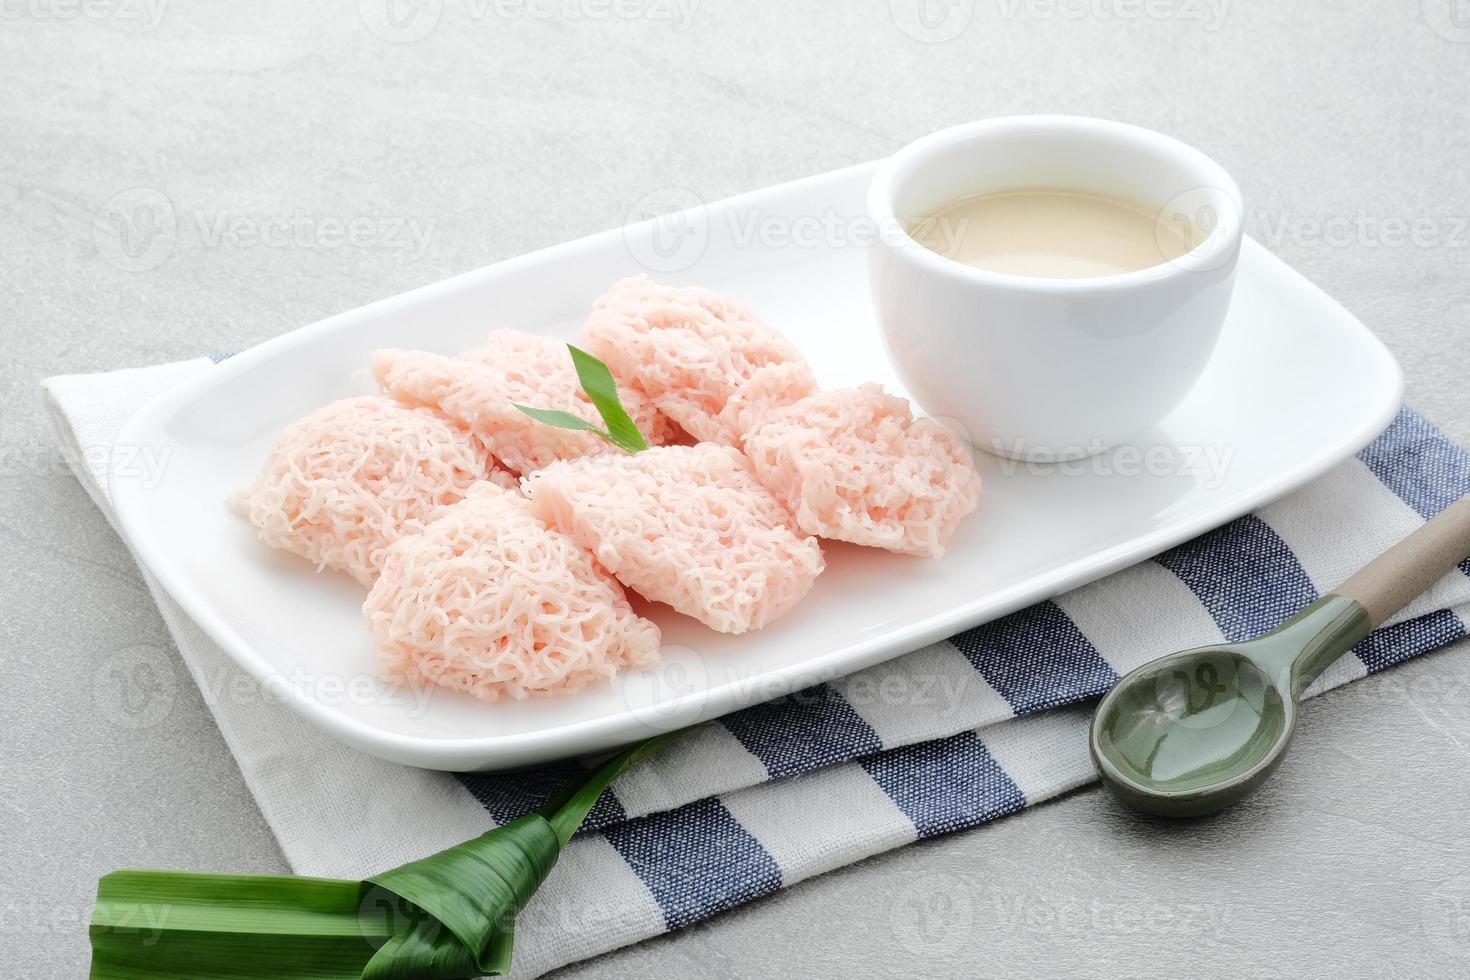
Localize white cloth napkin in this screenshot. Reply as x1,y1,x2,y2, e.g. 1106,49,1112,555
44,360,1470,978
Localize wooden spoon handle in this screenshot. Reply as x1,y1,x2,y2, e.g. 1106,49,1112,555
1332,493,1470,628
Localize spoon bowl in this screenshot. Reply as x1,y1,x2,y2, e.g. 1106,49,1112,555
1091,647,1295,817
1089,593,1372,817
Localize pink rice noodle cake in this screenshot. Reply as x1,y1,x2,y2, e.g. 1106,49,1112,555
372,329,675,475
240,395,511,587
364,482,661,702
582,276,815,447
742,383,982,558
524,444,826,634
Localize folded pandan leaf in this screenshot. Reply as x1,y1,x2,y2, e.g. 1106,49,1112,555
90,730,684,979
515,344,650,454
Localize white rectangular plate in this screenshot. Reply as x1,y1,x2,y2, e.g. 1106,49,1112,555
111,162,1403,771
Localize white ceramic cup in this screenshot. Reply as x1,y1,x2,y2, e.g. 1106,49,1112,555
868,116,1243,461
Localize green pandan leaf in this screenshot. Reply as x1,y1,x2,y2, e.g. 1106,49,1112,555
514,345,649,454
89,870,383,979
362,813,558,979
567,345,649,453
539,727,685,847
512,404,606,437
89,732,687,979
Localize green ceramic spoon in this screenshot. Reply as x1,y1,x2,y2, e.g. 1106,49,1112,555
1090,493,1470,818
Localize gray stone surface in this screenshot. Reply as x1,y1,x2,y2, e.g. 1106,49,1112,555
4,1,1470,976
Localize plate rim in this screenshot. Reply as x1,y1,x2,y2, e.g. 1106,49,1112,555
109,164,1405,770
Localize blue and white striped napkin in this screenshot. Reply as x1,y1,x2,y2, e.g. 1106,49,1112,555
43,360,1470,979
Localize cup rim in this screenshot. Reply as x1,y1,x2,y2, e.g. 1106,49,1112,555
867,114,1244,292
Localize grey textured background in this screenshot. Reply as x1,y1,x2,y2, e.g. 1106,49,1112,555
5,1,1470,976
